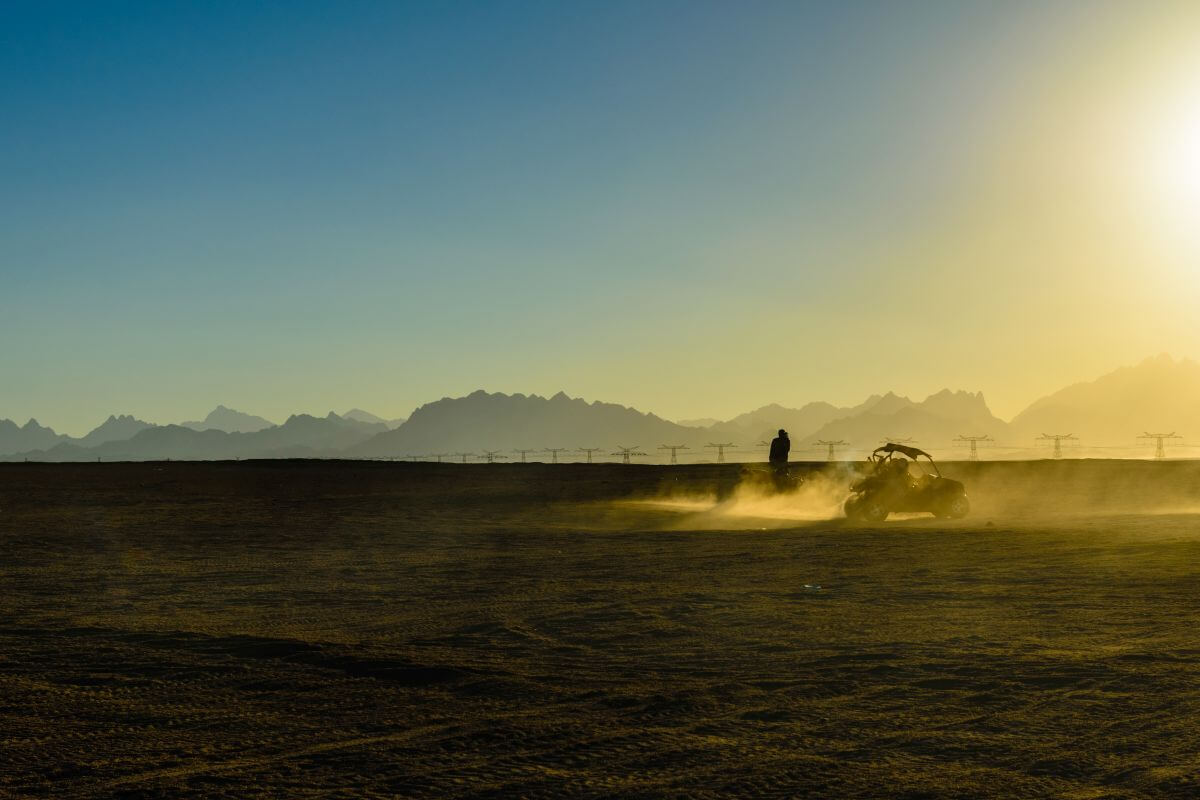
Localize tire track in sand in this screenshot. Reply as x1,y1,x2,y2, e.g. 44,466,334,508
100,723,447,789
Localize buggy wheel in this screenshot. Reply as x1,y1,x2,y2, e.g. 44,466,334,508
852,495,888,523
843,496,860,520
937,494,970,519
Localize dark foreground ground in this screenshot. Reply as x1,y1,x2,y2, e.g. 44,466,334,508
2,460,1199,799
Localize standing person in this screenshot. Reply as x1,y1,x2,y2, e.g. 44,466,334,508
768,429,791,491
769,429,790,466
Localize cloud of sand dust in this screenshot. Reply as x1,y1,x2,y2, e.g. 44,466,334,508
624,465,860,530
932,460,1200,521
623,459,1200,530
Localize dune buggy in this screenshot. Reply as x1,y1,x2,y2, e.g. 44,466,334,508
843,443,970,522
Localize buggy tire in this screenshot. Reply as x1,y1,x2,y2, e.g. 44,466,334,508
847,495,888,522
937,494,971,520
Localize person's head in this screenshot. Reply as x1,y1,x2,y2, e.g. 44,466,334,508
778,429,788,438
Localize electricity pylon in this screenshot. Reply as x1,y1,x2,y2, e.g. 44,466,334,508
430,453,450,463
955,435,993,462
816,440,848,461
706,442,734,463
658,444,689,464
513,448,536,463
453,452,474,463
481,450,507,464
1037,433,1077,459
1138,431,1182,459
577,447,602,464
612,445,647,465
544,447,567,464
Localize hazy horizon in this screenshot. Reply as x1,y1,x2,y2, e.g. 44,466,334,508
6,1,1200,434
3,350,1195,440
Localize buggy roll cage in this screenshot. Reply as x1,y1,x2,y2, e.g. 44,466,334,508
870,443,941,477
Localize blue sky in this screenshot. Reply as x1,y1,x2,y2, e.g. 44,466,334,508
4,1,1198,434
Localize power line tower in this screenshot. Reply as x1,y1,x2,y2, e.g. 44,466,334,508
816,439,848,461
480,450,507,464
544,447,567,464
706,442,735,463
513,448,536,463
1037,433,1078,459
577,447,602,464
453,452,474,464
955,435,993,461
430,453,450,463
1138,431,1182,459
612,445,647,465
658,444,689,464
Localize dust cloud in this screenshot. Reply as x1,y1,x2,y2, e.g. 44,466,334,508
622,465,860,529
621,459,1200,530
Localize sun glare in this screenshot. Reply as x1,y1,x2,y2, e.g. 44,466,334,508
1145,74,1200,255
1159,90,1200,207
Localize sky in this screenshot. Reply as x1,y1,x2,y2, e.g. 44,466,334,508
3,0,1200,436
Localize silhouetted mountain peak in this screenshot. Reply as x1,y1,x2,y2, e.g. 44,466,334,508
349,389,701,457
1011,353,1200,443
182,405,276,434
78,414,155,447
342,408,407,428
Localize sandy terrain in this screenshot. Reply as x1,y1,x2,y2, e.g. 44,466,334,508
2,460,1199,798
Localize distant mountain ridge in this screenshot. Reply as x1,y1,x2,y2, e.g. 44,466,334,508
348,390,704,457
181,405,276,434
4,354,1198,460
12,412,385,461
342,409,407,428
77,414,156,447
801,390,1009,452
1010,354,1200,444
0,418,66,455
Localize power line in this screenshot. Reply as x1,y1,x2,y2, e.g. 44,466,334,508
815,439,848,461
1138,431,1182,460
1036,433,1078,459
577,447,603,464
954,435,993,461
513,448,537,463
658,444,689,464
480,450,507,464
705,442,735,463
612,445,647,465
544,447,568,464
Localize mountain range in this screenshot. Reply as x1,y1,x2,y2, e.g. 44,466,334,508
3,355,1198,461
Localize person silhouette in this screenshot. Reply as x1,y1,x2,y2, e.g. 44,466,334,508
768,429,791,490
769,429,790,465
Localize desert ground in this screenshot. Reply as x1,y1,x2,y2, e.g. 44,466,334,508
2,459,1199,799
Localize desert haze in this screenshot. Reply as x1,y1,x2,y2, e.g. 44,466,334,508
3,355,1199,463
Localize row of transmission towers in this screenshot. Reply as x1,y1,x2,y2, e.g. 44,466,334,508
404,430,1187,463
